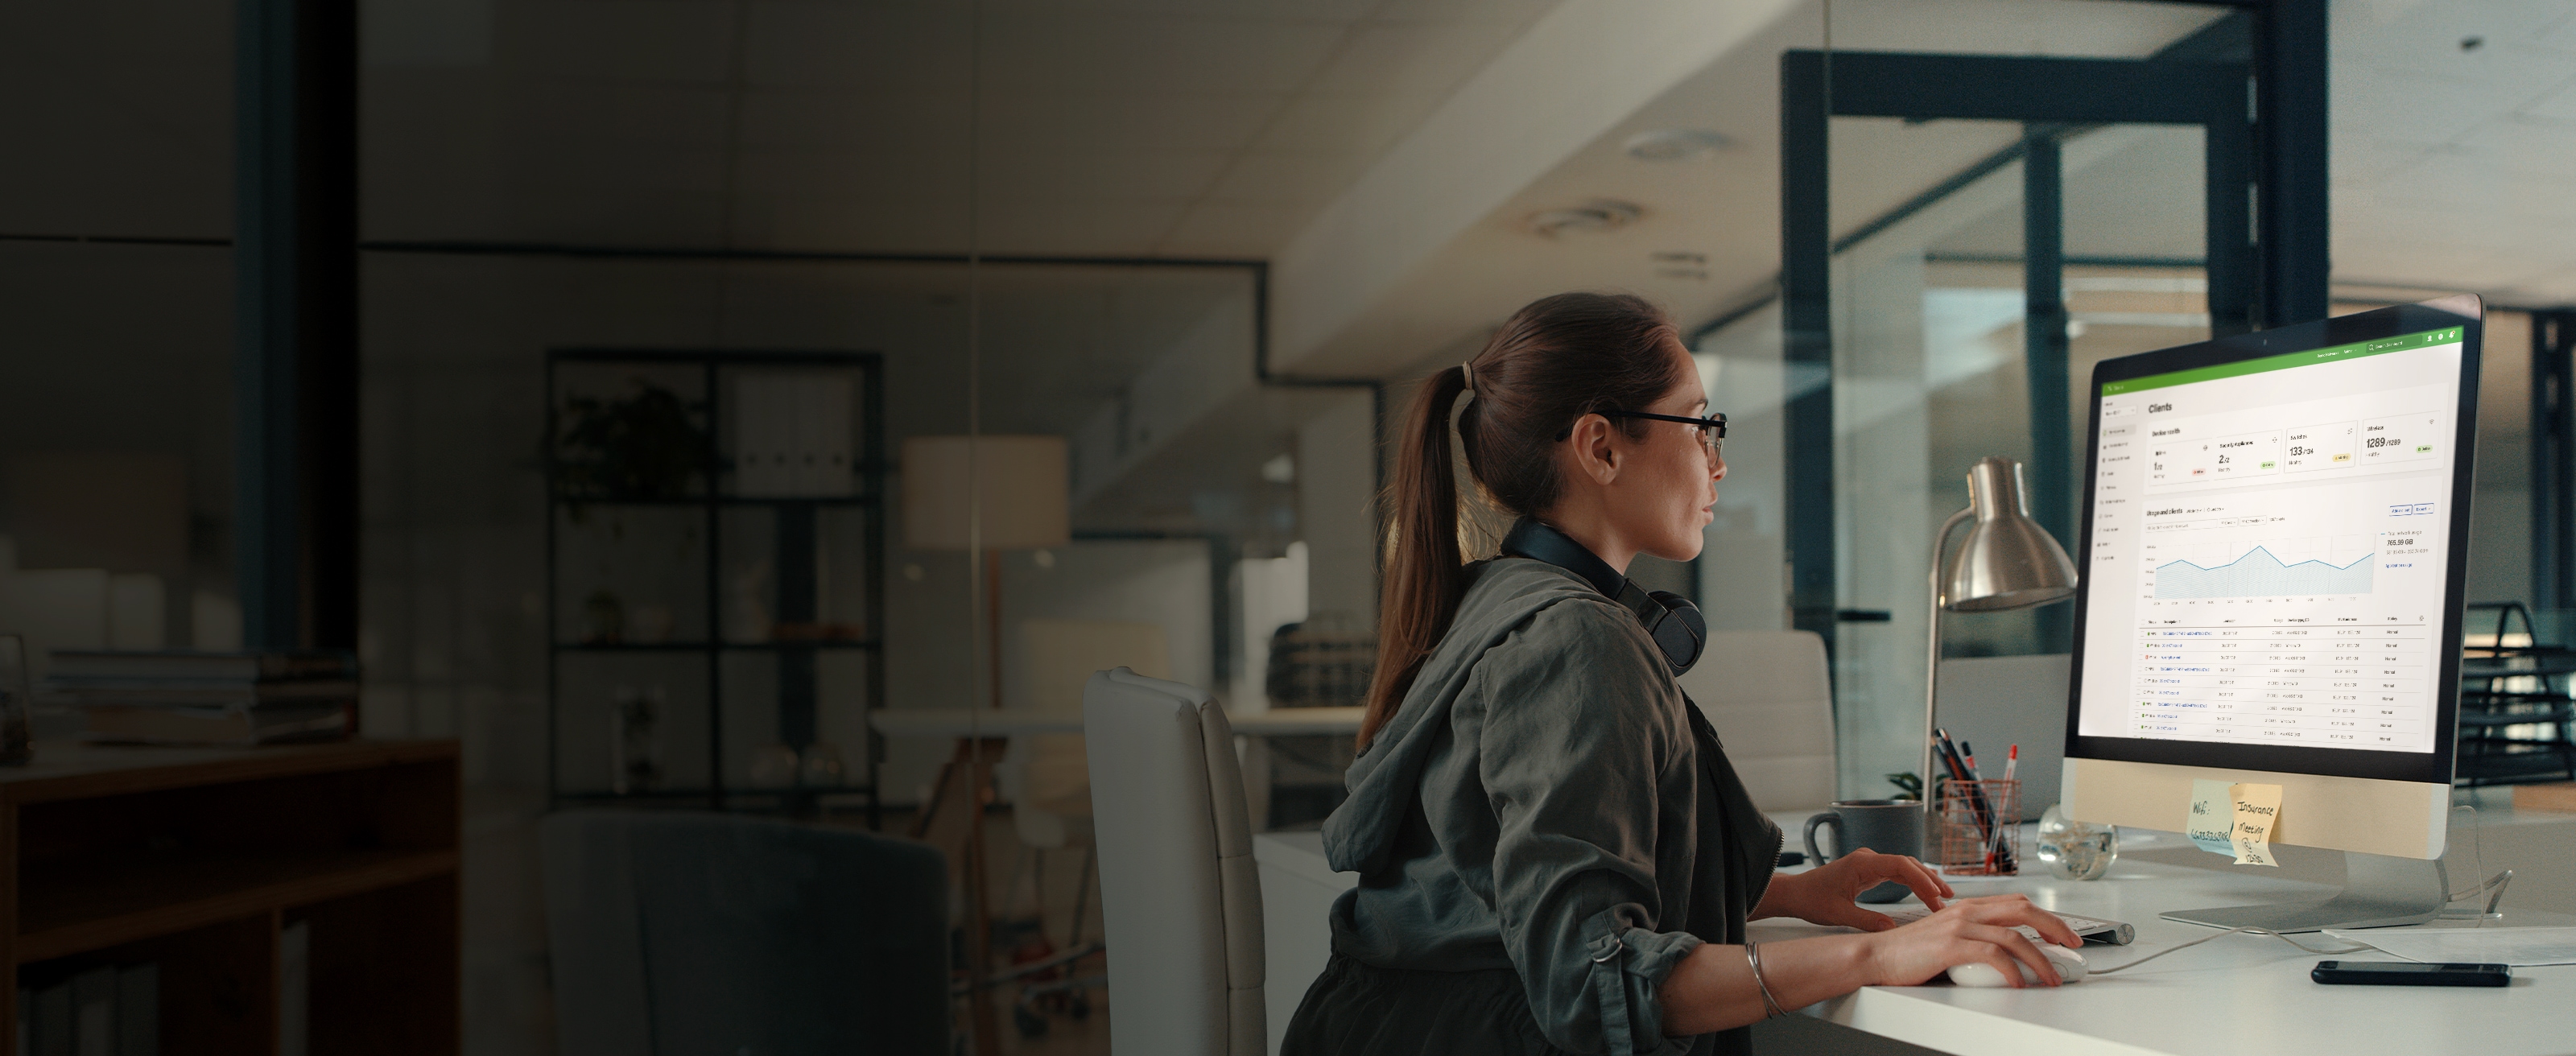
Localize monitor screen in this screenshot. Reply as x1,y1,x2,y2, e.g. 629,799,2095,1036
2071,321,2474,782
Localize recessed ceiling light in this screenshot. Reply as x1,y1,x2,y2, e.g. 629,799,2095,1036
1528,200,1643,238
1624,129,1732,161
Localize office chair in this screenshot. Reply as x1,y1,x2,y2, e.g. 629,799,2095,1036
539,811,947,1055
1084,666,1266,1056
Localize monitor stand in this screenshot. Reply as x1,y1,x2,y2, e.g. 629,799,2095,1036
2161,853,2449,934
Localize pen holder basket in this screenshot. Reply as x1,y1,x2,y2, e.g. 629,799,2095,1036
1934,778,2021,876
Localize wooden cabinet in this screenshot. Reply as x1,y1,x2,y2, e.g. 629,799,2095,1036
0,740,460,1054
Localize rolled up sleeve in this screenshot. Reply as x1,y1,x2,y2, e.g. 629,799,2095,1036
1476,600,1701,1055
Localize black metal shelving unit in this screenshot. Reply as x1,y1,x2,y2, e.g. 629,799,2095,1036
544,349,886,824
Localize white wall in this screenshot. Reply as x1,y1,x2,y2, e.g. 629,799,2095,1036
1234,541,1311,711
1298,392,1378,626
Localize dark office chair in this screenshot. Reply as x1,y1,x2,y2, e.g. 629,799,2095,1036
540,810,949,1056
2456,602,2576,786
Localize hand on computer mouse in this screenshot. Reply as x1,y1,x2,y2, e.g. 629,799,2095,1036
1858,894,2085,988
1947,943,2087,987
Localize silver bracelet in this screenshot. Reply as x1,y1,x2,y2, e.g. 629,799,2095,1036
1744,942,1787,1018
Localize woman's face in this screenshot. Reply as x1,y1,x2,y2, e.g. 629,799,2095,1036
1610,336,1725,563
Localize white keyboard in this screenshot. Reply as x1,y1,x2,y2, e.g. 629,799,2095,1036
1880,904,2135,945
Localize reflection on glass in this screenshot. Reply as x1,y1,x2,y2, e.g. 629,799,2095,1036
1830,118,2215,798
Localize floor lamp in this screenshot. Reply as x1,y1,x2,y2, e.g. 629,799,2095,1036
901,434,1070,1056
1924,457,2079,807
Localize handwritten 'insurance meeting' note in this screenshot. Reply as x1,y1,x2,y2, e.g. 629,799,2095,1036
2228,782,2281,866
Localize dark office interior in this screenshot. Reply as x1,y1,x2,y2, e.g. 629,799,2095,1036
3,0,2575,1053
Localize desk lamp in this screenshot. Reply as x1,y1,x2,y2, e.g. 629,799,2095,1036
1923,457,2079,802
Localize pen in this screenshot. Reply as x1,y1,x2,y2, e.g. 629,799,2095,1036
1934,728,1996,849
1987,745,2021,868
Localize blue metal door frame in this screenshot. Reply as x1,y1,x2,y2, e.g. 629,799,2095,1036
1776,8,2328,654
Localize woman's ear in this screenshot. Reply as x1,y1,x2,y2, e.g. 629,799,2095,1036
1567,413,1620,485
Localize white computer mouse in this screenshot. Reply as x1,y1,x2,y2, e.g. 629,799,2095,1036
1945,943,2087,987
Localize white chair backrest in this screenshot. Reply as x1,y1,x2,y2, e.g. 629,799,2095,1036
1676,629,1837,812
1083,667,1265,1056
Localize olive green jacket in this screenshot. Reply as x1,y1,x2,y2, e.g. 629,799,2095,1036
1320,558,1782,1055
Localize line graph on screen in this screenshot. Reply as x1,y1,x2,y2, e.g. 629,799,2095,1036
2153,546,2374,599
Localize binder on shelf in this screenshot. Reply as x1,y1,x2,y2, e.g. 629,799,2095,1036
31,979,69,1056
734,373,853,498
115,965,155,1056
70,967,113,1056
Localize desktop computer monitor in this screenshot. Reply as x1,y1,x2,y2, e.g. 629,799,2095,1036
2062,295,2484,931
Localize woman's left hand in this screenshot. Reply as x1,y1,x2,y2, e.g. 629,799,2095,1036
1750,848,1954,931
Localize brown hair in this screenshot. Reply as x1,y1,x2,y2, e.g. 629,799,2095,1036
1357,292,1690,749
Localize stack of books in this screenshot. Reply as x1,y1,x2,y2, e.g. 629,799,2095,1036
18,962,154,1056
49,651,356,746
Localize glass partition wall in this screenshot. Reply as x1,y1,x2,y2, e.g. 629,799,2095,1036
1823,118,2217,799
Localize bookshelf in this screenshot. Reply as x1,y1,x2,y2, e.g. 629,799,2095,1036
543,349,888,822
2,740,460,1054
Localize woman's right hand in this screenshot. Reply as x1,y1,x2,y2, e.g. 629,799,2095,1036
1858,894,2084,988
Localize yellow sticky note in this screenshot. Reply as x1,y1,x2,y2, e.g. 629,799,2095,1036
2231,782,2282,867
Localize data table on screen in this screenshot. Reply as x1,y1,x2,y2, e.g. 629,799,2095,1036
2078,328,2466,755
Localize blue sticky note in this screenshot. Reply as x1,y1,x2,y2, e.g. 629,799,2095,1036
2186,778,2236,856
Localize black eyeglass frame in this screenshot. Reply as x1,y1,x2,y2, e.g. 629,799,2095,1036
1596,409,1728,441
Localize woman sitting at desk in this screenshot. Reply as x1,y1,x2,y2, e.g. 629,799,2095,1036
1279,293,2082,1055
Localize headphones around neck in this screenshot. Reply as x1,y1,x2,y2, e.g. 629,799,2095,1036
1500,518,1706,675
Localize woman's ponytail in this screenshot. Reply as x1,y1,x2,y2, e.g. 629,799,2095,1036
1356,364,1470,750
1350,293,1686,753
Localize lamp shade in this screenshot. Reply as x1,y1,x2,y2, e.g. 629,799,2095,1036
1942,457,2078,612
901,435,1071,551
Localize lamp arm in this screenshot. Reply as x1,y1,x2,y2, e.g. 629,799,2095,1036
1923,506,1974,807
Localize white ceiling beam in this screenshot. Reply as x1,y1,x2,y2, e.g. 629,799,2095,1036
1265,0,1803,375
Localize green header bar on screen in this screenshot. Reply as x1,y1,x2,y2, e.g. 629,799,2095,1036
2099,327,2465,396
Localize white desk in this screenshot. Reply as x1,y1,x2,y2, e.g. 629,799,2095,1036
1785,858,2576,1056
867,704,1363,737
1255,815,2576,1056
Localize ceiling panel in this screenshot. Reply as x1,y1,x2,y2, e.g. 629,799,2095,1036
507,0,741,84
977,149,1234,203
744,2,969,91
972,197,1194,255
973,92,1286,158
515,82,733,147
1243,91,1443,158
736,89,972,152
1302,20,1525,97
1202,152,1374,205
1155,201,1313,257
2524,77,2576,119
980,14,1348,96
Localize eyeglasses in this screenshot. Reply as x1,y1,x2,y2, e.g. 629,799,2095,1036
1599,410,1728,456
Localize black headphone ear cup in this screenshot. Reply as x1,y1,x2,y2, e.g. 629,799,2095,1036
1644,590,1706,674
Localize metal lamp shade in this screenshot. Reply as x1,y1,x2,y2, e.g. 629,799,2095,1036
1942,457,2078,612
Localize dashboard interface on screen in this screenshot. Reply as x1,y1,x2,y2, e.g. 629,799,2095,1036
2076,325,2467,753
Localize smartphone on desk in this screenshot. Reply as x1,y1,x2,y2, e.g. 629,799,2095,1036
2311,960,2510,987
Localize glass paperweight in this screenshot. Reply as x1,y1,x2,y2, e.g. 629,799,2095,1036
2034,805,2118,881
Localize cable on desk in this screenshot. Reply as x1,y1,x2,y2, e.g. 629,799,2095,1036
2089,926,2375,976
2442,802,2513,923
2094,801,2524,975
